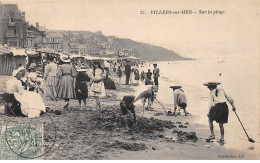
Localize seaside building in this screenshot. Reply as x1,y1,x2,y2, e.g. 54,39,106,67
69,43,86,55
107,36,114,50
0,3,27,47
25,23,45,49
43,32,63,52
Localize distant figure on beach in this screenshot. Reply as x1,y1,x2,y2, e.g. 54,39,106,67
134,68,140,83
117,65,122,83
120,96,137,129
203,82,236,144
125,61,131,85
170,86,188,116
153,63,160,87
145,69,153,85
75,67,91,110
146,69,152,80
140,70,145,82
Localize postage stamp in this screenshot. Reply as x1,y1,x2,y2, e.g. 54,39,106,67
0,123,44,160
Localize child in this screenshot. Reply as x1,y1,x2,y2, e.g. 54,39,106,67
27,66,38,91
117,65,122,83
170,86,188,116
131,86,155,111
203,82,236,143
140,70,145,82
75,67,91,110
120,96,136,129
134,68,140,84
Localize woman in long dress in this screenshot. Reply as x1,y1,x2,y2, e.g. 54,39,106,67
90,62,106,110
44,57,58,100
6,69,46,118
56,56,77,109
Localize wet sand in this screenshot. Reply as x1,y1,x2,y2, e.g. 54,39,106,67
0,71,259,160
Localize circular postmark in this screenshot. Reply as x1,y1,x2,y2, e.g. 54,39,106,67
3,113,57,159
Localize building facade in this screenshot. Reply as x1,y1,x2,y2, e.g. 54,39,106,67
25,24,45,49
43,32,63,51
0,3,27,47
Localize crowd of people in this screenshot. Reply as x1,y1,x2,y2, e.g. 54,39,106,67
3,54,238,143
116,62,160,89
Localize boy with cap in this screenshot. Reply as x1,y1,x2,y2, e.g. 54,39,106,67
153,63,160,86
120,95,136,129
170,86,188,116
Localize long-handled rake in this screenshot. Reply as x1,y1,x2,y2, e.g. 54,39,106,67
234,110,255,143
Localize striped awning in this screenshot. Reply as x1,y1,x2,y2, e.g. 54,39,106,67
9,48,27,56
37,48,57,54
0,47,12,55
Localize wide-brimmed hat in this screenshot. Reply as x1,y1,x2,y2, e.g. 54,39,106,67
17,66,25,72
77,66,88,72
28,65,36,69
60,55,70,63
170,86,182,90
203,82,221,87
153,63,157,66
93,61,101,65
12,69,20,77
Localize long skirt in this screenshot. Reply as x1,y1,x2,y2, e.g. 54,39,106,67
14,91,46,118
208,102,229,123
57,75,75,99
44,76,57,101
75,82,88,100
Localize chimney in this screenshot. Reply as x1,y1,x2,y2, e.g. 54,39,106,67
21,12,26,21
36,22,39,29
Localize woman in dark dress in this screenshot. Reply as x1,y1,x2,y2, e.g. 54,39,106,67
75,67,91,110
117,65,122,83
134,69,140,83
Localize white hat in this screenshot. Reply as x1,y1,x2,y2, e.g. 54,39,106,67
60,55,70,63
12,69,20,77
17,66,25,72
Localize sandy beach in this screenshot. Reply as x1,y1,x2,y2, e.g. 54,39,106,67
1,60,259,160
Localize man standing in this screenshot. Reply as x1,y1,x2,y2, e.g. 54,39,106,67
153,63,160,88
125,61,131,85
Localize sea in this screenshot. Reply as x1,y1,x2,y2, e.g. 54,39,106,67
137,55,260,157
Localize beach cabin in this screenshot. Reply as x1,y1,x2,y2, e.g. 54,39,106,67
126,56,140,65
118,56,140,66
0,48,27,114
36,47,58,61
84,56,104,69
70,54,85,67
25,49,42,68
0,48,27,76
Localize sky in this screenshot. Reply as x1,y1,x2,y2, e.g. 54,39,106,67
1,0,260,59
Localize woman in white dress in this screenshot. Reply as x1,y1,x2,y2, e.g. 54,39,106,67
6,69,46,118
90,62,106,110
